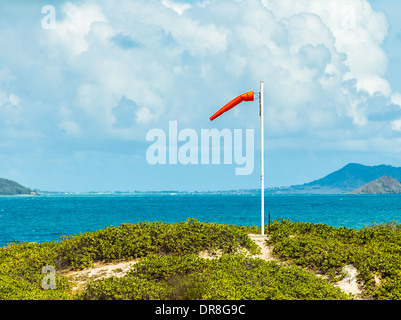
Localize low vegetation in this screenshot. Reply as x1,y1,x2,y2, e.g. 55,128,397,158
54,218,260,270
268,219,401,299
79,254,350,300
1,218,401,300
0,218,259,300
0,177,31,195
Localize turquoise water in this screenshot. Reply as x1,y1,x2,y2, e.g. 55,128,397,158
1,194,401,246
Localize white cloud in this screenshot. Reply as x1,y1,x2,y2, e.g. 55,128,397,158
0,0,397,155
356,76,391,97
49,2,108,55
8,93,20,106
136,107,153,124
0,0,400,191
161,0,191,15
264,0,390,98
391,93,401,107
44,1,396,138
391,119,401,132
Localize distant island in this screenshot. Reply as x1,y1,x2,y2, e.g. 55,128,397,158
16,162,401,196
348,176,401,194
269,163,401,194
0,178,32,195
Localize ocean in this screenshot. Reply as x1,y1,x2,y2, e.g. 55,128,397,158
1,194,401,247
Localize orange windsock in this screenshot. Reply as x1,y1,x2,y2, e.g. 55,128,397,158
210,91,254,121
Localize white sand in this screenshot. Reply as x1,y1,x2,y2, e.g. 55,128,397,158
62,259,140,291
247,233,275,261
334,264,362,298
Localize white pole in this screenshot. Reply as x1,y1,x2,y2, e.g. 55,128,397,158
260,81,265,236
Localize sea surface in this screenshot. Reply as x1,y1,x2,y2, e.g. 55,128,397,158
1,194,401,247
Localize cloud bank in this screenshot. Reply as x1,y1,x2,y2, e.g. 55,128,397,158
0,0,401,190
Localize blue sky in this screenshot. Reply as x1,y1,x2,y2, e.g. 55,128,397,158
1,0,401,192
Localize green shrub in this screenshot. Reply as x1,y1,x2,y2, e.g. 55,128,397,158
0,219,259,300
268,219,401,299
78,254,351,300
6,218,401,300
0,242,71,300
80,276,171,300
54,218,260,270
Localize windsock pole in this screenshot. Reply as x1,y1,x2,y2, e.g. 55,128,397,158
209,81,265,236
260,81,265,236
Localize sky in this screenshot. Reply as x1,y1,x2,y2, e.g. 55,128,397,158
1,0,401,192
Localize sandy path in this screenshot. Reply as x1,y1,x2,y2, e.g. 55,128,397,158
247,233,275,261
334,264,362,298
62,259,141,291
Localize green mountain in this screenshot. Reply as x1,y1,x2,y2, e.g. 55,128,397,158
349,176,401,194
0,178,32,195
304,163,401,189
272,163,401,194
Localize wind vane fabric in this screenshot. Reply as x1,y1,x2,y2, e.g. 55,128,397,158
210,91,254,121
